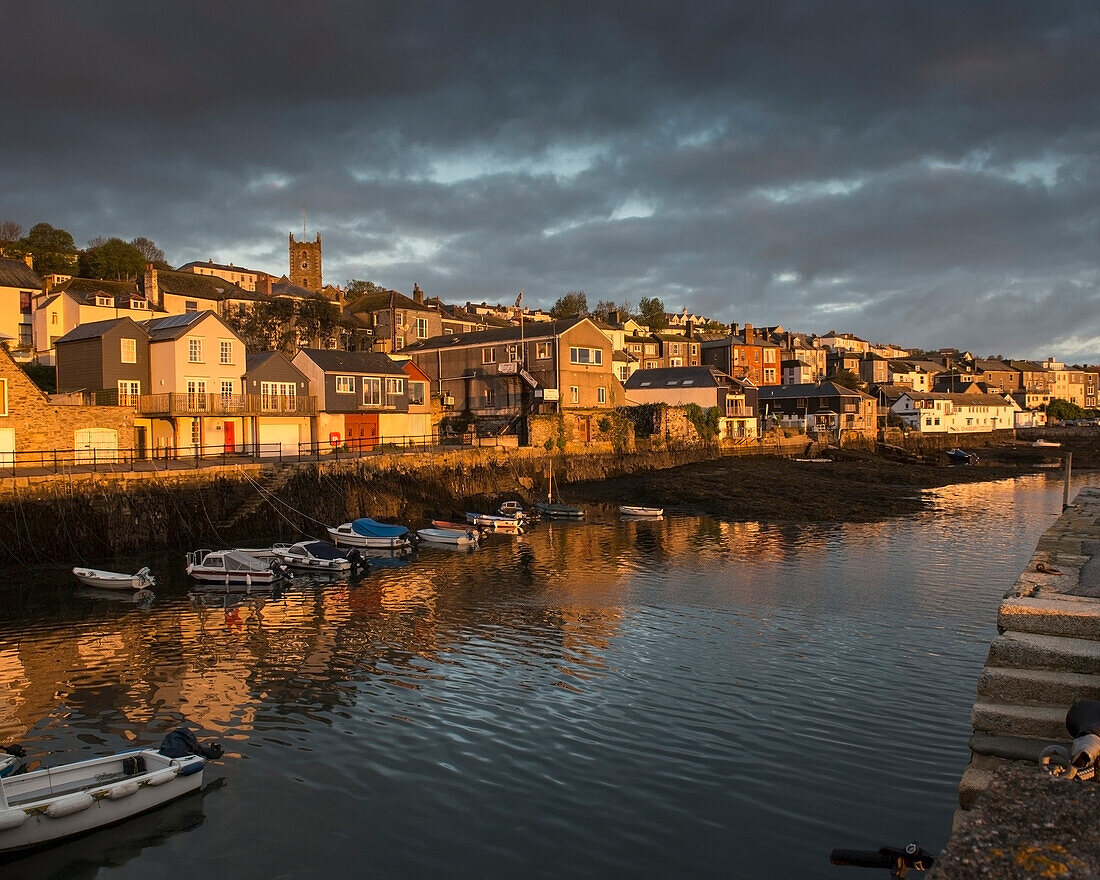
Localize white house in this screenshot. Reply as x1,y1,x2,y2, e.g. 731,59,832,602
890,391,1018,434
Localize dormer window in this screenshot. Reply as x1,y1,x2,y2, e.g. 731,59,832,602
95,295,112,307
130,299,147,310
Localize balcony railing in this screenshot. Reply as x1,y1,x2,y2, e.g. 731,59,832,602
137,392,318,417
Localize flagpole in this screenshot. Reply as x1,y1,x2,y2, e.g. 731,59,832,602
518,289,525,367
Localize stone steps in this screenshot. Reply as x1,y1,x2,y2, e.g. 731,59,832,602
986,629,1100,674
977,666,1100,706
971,700,1068,740
998,595,1100,640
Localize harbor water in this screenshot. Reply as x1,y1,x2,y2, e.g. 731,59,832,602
0,473,1092,879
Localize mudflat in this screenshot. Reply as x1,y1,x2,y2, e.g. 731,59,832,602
569,450,1069,523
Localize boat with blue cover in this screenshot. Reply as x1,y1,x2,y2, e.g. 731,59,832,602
328,518,413,551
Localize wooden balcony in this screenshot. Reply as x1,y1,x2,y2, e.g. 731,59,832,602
137,392,317,417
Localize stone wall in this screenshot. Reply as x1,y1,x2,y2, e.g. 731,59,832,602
1,348,134,453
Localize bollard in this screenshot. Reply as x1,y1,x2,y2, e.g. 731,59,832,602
1063,451,1073,510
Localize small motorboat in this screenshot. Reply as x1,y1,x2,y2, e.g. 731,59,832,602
432,518,479,532
497,501,537,522
0,728,221,854
619,506,664,518
465,512,525,532
72,566,155,591
328,518,413,551
271,541,365,574
1033,439,1062,448
533,502,586,519
185,549,284,586
0,745,25,778
417,527,479,547
945,448,977,463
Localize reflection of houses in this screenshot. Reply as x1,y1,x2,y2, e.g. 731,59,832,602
890,391,1018,433
292,348,423,449
758,381,878,437
400,317,619,423
0,257,44,358
624,366,759,440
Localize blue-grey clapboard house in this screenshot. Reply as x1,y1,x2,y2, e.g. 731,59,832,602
292,348,416,449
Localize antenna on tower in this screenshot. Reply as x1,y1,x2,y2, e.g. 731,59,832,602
301,208,307,236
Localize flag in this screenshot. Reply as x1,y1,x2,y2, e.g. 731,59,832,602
515,290,523,308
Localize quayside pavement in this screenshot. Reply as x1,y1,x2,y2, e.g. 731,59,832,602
932,487,1100,879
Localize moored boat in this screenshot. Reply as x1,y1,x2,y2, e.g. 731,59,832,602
327,518,413,551
465,512,525,532
533,502,586,519
72,567,155,591
0,729,221,854
945,448,977,463
185,549,284,585
1033,439,1062,448
271,541,365,574
417,527,479,546
619,505,664,518
431,518,478,532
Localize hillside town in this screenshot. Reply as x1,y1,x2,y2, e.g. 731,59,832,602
0,228,1094,466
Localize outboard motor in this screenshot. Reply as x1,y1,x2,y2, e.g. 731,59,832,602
1067,700,1100,776
346,547,366,574
158,727,224,760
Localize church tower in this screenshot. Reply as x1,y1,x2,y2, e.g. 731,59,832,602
289,232,322,292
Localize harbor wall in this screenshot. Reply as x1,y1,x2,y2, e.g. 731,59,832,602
0,445,727,564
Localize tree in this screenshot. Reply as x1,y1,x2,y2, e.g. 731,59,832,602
79,238,146,280
21,222,78,274
0,221,22,249
549,290,588,319
345,279,387,300
831,368,863,390
130,236,168,267
637,296,667,329
591,299,618,322
225,298,342,354
1047,398,1086,422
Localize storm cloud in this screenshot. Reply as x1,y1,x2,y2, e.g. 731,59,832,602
4,1,1099,359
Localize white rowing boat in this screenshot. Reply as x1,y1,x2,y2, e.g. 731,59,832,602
619,506,664,518
417,527,479,546
72,567,155,591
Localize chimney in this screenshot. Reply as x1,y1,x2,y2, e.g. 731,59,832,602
22,253,34,270
609,309,620,325
413,283,424,305
731,322,739,336
261,275,273,296
145,262,162,309
744,323,754,345
685,320,694,339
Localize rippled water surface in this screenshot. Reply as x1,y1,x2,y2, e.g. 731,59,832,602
2,473,1095,879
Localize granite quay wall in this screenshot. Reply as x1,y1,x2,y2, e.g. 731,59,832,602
932,487,1100,878
0,444,728,564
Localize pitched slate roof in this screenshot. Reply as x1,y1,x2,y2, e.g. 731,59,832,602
54,317,148,344
53,276,141,300
144,269,254,302
758,381,875,400
271,280,327,301
297,348,407,375
624,366,725,388
0,258,44,289
344,289,431,315
399,317,588,352
142,310,213,341
177,259,265,275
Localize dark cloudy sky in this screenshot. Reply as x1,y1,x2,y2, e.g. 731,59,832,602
5,2,1099,361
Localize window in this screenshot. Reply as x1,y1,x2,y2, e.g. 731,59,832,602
220,380,234,400
617,366,629,381
670,357,683,367
120,338,137,364
536,342,552,359
691,344,698,356
485,387,496,406
508,344,521,363
482,347,496,364
220,340,233,365
185,300,198,313
191,419,202,447
51,312,58,325
416,317,428,339
117,380,140,406
569,386,579,404
336,376,355,394
395,310,405,328
362,377,382,406
645,360,659,369
569,347,602,365
671,343,680,355
130,299,147,310
408,382,426,405
385,377,403,400
261,381,296,411
188,337,203,363
95,295,112,307
597,387,606,404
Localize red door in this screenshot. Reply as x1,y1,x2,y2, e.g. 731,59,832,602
223,421,235,453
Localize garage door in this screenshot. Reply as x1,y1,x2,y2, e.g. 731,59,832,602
0,428,13,467
74,428,118,464
258,424,300,458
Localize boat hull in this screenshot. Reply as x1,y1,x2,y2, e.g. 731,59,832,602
0,749,204,854
533,503,585,519
417,528,479,546
619,506,663,517
327,526,412,551
465,513,524,531
72,568,154,591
